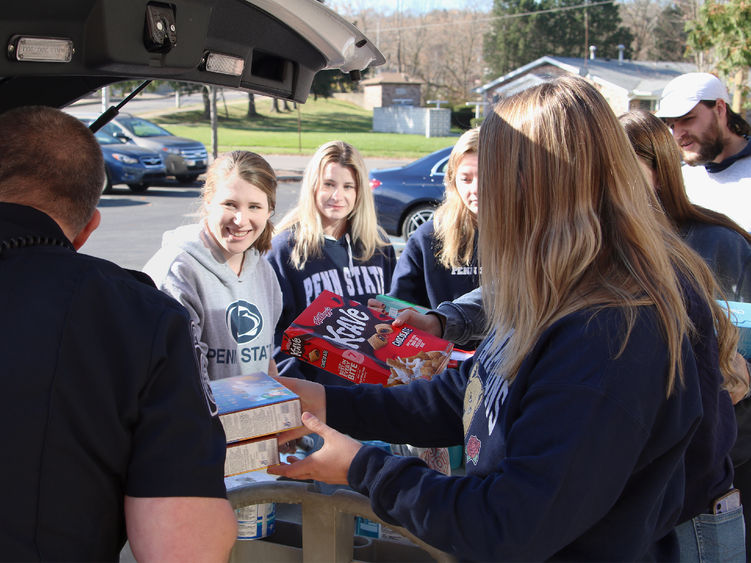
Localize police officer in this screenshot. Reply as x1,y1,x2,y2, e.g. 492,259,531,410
0,106,237,561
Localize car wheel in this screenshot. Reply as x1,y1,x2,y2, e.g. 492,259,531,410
127,183,149,193
176,173,199,183
401,205,436,240
103,171,113,194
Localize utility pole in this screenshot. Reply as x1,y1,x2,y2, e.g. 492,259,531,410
583,0,589,63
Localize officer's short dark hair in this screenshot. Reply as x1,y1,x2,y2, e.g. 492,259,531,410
0,106,105,232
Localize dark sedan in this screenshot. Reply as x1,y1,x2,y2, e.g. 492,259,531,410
370,146,452,240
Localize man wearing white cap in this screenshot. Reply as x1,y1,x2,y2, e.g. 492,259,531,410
657,72,751,231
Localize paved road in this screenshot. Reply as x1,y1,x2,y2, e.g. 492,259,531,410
82,155,409,270
68,87,249,117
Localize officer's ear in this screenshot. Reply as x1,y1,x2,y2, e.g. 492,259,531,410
72,209,101,250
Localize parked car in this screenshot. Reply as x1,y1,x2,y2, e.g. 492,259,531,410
102,114,208,183
370,146,452,240
89,126,168,194
70,113,208,184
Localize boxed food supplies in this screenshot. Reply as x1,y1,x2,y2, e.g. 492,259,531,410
722,300,751,357
224,436,279,476
281,290,453,386
209,372,301,444
375,294,431,317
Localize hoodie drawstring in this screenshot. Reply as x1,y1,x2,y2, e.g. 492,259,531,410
345,233,354,271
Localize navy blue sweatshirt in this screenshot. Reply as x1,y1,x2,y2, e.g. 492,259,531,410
389,220,479,311
266,228,396,385
680,220,751,302
326,304,704,561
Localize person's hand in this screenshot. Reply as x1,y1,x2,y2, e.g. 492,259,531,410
273,377,326,444
367,298,386,313
267,412,362,485
393,309,442,337
729,352,751,404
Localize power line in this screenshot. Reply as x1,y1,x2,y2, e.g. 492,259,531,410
364,0,616,33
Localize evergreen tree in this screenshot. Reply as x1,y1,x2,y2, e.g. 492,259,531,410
484,0,633,77
687,0,751,110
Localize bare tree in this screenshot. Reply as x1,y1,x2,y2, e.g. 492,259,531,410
246,93,258,119
349,3,489,106
619,0,662,60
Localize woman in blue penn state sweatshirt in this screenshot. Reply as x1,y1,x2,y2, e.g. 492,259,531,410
389,128,481,348
268,77,727,561
266,141,396,386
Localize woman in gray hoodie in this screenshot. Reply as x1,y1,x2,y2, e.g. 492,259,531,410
144,151,282,381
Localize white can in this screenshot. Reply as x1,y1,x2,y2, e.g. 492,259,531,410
235,502,276,540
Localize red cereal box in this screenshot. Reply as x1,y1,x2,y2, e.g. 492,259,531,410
281,290,454,386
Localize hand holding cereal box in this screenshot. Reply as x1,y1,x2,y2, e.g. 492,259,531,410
281,290,453,386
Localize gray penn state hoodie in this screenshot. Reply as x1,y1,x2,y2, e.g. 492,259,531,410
143,223,282,380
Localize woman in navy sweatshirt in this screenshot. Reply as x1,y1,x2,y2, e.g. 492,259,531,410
620,109,747,559
388,128,481,349
266,141,396,386
268,77,737,560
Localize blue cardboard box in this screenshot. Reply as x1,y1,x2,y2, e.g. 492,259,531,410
209,372,301,444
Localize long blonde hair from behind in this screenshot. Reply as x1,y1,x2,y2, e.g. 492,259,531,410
619,109,747,398
479,76,737,395
275,140,388,269
433,127,479,269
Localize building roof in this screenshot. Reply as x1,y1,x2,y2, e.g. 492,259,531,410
361,72,424,86
474,56,697,98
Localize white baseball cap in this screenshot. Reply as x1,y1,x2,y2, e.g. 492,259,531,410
655,72,731,118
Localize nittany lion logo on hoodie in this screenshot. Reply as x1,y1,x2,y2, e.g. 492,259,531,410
226,300,263,343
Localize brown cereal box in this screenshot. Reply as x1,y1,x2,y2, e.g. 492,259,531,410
281,290,453,386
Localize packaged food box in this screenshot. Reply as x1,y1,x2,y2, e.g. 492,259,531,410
209,372,301,444
281,290,453,386
376,294,477,364
722,300,751,357
224,435,279,477
375,294,431,317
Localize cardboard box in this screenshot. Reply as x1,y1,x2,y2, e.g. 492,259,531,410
209,373,301,444
281,290,453,386
377,294,477,363
722,300,751,357
375,294,431,318
224,436,279,477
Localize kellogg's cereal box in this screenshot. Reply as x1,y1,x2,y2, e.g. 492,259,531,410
281,290,453,386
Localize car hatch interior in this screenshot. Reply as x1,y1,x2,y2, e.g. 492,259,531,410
0,0,384,116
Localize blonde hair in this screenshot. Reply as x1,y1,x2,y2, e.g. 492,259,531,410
201,150,277,254
620,109,747,397
433,127,479,269
276,140,388,269
479,76,737,395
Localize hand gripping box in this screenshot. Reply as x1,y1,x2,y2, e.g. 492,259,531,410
281,290,453,386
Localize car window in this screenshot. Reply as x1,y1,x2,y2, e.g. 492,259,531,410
94,130,122,145
118,117,173,138
432,157,449,176
99,122,124,138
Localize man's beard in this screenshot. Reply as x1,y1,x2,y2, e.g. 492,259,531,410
682,118,725,166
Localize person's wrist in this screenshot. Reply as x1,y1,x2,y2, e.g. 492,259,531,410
427,311,446,337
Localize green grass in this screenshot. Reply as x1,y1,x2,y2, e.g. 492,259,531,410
150,96,460,158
